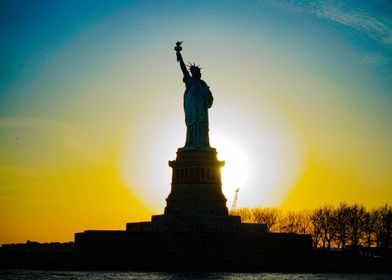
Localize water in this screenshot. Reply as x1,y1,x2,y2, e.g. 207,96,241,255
1,270,391,280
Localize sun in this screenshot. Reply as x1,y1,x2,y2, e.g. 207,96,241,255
210,133,250,209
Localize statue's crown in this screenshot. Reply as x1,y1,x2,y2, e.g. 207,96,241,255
188,62,202,72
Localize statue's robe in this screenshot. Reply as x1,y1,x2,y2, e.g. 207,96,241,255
182,75,213,150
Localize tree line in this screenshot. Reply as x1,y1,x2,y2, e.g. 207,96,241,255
230,203,391,249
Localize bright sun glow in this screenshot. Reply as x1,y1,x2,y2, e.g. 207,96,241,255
210,134,250,209
119,92,306,213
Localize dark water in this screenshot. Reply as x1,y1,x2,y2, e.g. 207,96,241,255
1,270,391,280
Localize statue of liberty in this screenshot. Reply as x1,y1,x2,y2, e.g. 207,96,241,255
175,41,213,150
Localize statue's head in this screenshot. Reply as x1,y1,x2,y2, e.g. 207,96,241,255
189,63,201,80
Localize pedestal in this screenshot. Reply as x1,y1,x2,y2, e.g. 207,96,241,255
164,148,229,216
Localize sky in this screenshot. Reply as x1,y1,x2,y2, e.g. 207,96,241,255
1,0,391,244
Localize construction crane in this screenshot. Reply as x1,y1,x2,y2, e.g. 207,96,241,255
231,188,240,211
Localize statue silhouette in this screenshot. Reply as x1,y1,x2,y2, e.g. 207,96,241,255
175,41,213,150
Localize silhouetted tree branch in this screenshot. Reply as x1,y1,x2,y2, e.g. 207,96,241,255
251,207,280,232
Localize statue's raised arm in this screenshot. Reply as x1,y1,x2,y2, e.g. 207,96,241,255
174,41,190,79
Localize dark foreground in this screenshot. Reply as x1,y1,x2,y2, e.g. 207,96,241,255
1,270,392,280
1,250,391,272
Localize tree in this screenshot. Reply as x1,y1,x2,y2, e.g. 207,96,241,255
251,207,280,232
279,210,311,234
230,208,252,223
362,208,378,248
334,203,350,249
377,205,392,249
297,210,312,235
321,205,336,249
310,208,324,248
347,204,366,249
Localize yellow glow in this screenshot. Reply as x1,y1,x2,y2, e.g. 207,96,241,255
210,134,250,208
0,164,151,244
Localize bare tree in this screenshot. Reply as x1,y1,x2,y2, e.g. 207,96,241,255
310,208,324,248
374,207,384,248
251,207,280,232
298,210,312,234
279,210,311,234
347,204,366,249
377,205,392,249
334,202,350,249
230,208,252,223
362,208,378,248
279,211,297,233
322,205,336,249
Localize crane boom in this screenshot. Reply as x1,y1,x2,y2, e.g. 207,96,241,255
231,188,240,211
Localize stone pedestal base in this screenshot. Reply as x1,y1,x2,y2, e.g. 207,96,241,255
164,148,228,216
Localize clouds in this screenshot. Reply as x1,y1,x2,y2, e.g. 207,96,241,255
316,1,392,45
274,0,392,46
270,0,392,68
